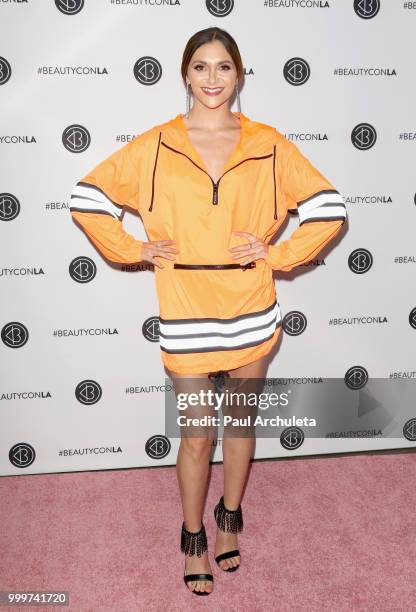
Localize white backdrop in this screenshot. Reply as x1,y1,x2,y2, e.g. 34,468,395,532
1,0,415,476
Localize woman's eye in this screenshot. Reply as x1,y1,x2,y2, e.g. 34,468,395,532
193,64,232,71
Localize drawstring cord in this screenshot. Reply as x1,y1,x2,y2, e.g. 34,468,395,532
148,131,162,212
149,131,278,221
272,144,277,220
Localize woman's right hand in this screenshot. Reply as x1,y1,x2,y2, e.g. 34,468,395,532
141,239,179,269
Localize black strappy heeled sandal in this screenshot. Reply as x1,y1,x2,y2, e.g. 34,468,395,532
181,521,213,596
214,495,243,572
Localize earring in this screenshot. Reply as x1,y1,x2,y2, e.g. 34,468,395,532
185,82,191,118
235,81,241,115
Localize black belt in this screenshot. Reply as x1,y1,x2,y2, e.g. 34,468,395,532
174,262,256,270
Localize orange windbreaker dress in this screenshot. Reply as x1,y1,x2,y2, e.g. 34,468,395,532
69,112,347,374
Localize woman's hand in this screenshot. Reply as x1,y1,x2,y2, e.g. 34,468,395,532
141,239,179,269
228,231,269,266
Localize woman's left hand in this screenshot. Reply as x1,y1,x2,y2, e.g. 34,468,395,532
228,231,269,266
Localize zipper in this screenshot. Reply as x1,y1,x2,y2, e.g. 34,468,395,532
174,262,256,271
213,183,218,205
160,141,273,207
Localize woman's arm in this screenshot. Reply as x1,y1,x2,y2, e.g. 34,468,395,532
69,138,144,264
265,132,347,271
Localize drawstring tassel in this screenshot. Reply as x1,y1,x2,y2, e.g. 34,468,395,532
214,496,244,533
208,370,230,394
180,522,208,557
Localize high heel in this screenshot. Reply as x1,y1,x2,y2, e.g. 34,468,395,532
181,521,213,595
214,495,243,572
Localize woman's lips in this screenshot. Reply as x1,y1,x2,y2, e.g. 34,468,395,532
201,87,224,96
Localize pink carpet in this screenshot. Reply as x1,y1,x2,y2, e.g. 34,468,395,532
1,451,414,611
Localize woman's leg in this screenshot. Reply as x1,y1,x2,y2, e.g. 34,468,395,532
169,370,217,594
215,354,269,570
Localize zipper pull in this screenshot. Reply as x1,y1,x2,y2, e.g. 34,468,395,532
212,183,218,205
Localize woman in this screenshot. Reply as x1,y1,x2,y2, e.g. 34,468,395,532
69,27,347,596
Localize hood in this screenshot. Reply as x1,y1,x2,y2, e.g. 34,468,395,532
158,111,276,175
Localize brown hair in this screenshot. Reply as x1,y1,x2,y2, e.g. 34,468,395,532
181,27,244,87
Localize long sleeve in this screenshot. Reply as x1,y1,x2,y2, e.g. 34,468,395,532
69,138,144,264
265,133,347,272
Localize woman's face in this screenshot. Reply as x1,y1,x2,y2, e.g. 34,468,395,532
186,40,238,112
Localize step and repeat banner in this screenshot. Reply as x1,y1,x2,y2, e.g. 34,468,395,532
1,1,415,476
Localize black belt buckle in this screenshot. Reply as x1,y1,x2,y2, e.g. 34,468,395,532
241,261,256,271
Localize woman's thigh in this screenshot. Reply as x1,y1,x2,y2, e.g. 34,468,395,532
227,354,269,380
167,369,219,438
167,352,269,379
222,357,269,432
168,354,270,438
167,354,269,395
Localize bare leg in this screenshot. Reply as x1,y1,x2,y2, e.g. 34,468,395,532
215,355,269,570
169,370,217,594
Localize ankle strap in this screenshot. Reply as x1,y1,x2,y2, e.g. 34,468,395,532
181,521,208,557
214,496,244,533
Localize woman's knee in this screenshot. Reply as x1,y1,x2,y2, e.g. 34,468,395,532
179,435,215,459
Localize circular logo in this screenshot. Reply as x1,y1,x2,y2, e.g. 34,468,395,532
206,0,234,17
283,58,310,86
75,380,103,405
0,57,12,85
0,193,20,221
133,57,162,85
409,307,416,330
280,426,305,450
55,0,84,15
282,311,307,336
9,443,36,468
351,123,377,150
1,322,29,348
62,124,91,153
403,418,416,442
69,256,97,283
142,316,160,342
354,0,380,19
344,366,369,390
145,434,171,459
348,248,373,274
